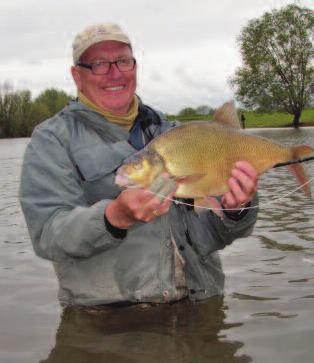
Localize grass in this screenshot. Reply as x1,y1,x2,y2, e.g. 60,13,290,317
167,108,314,128
242,108,314,128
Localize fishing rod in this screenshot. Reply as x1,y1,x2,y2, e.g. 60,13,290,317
273,156,314,168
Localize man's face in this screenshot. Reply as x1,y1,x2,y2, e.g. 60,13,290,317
71,40,137,115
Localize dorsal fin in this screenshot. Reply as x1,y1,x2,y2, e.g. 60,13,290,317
212,101,241,128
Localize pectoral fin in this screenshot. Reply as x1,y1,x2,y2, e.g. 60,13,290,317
175,174,206,185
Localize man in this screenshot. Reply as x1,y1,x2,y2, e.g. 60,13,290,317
19,23,258,307
240,113,246,129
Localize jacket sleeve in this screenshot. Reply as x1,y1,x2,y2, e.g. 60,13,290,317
19,126,124,262
184,194,259,257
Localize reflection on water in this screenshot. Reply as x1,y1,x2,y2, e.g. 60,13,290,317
1,129,314,363
39,298,251,363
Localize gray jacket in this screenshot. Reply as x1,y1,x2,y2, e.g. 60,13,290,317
19,100,258,306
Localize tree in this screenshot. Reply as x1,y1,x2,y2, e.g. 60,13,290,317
0,82,20,138
231,4,314,128
34,88,72,116
195,105,214,115
13,90,33,137
178,107,197,117
0,84,73,138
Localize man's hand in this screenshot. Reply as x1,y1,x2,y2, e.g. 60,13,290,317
221,161,258,211
105,176,176,229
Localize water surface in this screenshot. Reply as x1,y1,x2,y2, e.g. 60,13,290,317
1,129,313,363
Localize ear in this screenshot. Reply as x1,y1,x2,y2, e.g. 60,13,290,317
71,66,83,91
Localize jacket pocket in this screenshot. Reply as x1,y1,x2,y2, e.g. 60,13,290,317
72,141,136,203
73,141,135,181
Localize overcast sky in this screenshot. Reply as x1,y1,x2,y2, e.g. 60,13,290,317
1,0,313,114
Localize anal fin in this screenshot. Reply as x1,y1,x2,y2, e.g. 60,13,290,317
194,196,224,218
287,164,311,198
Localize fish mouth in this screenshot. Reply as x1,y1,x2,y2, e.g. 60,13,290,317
115,168,137,188
115,172,130,187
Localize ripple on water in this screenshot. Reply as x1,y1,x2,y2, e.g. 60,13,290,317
288,278,310,283
256,235,307,251
221,129,314,363
231,293,280,301
251,312,298,319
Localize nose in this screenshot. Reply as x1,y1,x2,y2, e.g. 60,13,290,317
107,62,122,78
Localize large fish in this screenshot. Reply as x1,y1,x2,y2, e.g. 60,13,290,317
115,102,314,200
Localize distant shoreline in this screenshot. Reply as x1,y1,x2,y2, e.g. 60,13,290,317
1,125,314,141
244,123,314,129
168,108,314,129
246,125,314,131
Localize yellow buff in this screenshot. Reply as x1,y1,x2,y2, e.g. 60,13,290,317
78,92,139,131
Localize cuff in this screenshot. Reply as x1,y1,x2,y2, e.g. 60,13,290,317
223,202,251,221
104,214,128,239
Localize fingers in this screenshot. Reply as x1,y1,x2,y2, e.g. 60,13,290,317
118,175,177,223
222,161,258,210
149,174,177,201
134,194,171,222
234,161,258,186
147,174,177,217
231,167,256,196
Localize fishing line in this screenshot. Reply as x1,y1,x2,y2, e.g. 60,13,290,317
138,175,314,212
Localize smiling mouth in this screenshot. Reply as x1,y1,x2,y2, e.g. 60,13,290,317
104,85,126,92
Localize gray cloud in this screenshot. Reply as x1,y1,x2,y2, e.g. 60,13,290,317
0,0,312,113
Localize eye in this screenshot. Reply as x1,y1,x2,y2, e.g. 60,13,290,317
117,59,132,65
94,61,105,66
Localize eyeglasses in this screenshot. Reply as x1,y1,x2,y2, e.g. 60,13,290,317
76,58,136,75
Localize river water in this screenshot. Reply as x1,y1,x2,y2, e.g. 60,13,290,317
0,129,313,363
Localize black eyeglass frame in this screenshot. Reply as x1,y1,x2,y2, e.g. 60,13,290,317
76,58,136,75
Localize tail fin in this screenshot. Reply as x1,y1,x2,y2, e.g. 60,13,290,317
288,145,314,198
292,145,314,160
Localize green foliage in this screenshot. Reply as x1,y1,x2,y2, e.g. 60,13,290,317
195,105,214,115
0,83,73,138
178,107,197,117
0,83,32,137
231,4,314,128
170,105,214,121
168,114,212,122
34,88,71,115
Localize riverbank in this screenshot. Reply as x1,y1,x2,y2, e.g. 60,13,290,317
167,108,314,128
241,108,314,128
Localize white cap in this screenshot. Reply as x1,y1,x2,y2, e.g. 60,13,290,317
72,23,131,64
